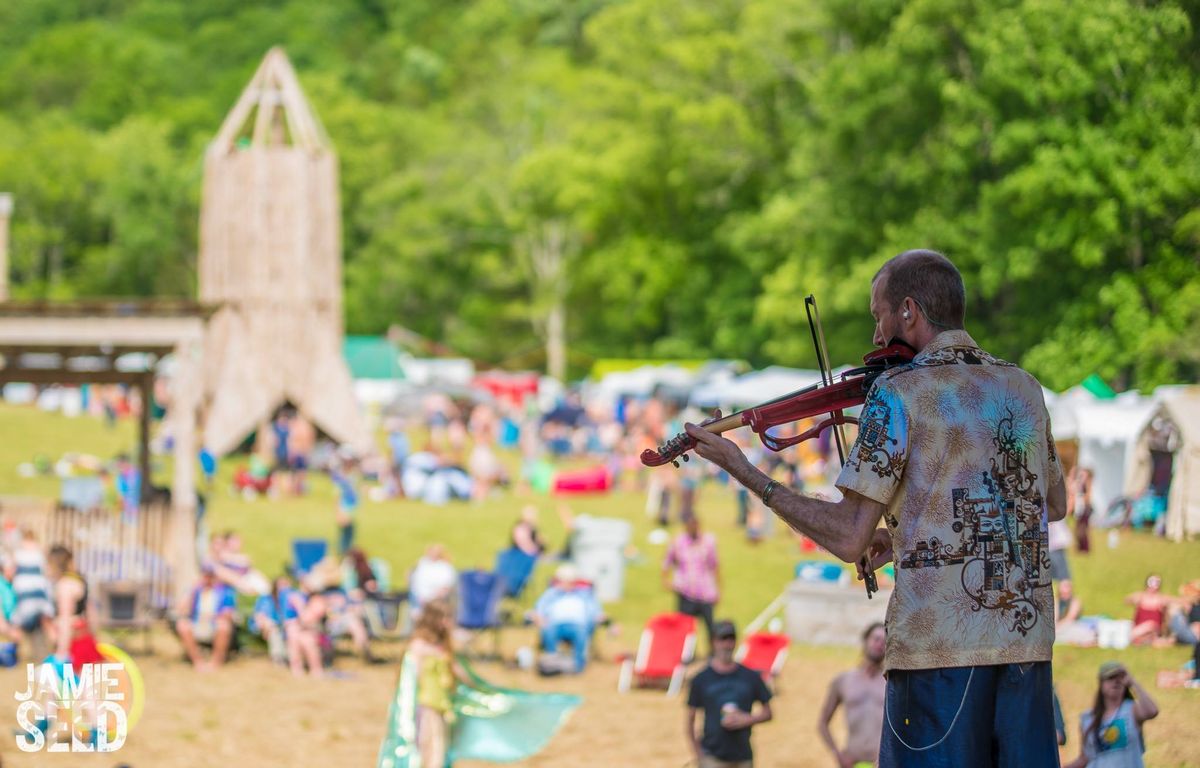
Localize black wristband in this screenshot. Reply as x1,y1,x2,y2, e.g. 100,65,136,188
761,479,781,506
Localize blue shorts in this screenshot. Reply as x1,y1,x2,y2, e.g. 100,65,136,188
880,662,1058,768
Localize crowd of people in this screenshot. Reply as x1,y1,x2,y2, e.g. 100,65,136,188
172,529,383,675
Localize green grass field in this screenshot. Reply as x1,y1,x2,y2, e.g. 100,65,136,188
1,402,1198,765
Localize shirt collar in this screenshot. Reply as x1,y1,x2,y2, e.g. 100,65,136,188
914,329,980,362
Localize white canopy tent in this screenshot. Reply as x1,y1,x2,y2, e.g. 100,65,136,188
690,366,824,410
1138,388,1200,541
1044,387,1080,442
1066,392,1159,520
591,365,697,403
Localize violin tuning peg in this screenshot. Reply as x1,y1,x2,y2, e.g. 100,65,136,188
682,454,689,462
672,460,680,468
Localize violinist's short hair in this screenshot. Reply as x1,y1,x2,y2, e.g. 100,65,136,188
874,249,965,330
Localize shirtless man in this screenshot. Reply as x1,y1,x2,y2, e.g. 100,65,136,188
818,622,886,768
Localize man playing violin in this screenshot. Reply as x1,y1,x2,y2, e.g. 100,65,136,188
686,249,1067,768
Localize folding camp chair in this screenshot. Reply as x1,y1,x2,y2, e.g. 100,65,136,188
364,595,409,640
456,570,506,659
94,580,154,655
617,612,696,696
369,557,393,592
361,558,409,641
735,632,790,691
291,539,328,576
494,548,537,601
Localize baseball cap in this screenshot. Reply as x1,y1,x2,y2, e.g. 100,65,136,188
1098,661,1123,680
712,620,737,640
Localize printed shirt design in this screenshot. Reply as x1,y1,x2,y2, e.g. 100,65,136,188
1098,717,1129,752
837,330,1062,672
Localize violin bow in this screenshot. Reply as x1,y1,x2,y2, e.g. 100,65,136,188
804,295,879,599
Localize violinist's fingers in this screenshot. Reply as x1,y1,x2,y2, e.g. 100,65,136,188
868,546,892,571
684,422,715,444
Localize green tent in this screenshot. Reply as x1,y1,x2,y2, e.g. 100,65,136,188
344,336,407,380
1080,373,1117,400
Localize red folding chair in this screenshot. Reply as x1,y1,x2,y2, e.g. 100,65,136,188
735,632,790,690
617,612,697,696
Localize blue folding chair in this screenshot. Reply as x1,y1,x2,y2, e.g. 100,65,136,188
494,548,537,601
457,570,507,658
292,539,328,577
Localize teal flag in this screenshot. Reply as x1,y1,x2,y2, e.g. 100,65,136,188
378,655,581,767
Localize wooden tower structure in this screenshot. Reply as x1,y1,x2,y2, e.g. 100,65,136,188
199,48,367,455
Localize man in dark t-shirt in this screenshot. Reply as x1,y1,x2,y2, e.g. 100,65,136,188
686,620,773,768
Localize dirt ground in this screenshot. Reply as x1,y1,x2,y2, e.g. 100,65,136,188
0,629,1195,767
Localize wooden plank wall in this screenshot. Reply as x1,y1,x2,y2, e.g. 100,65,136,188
0,497,178,612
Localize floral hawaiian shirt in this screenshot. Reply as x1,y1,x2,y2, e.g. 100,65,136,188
836,330,1062,672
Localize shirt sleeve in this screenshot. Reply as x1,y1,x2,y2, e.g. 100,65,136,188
753,670,773,704
1044,412,1063,487
835,378,909,505
686,674,703,708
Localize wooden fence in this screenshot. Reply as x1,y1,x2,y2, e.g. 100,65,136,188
0,497,178,612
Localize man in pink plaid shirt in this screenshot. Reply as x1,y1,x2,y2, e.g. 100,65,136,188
663,513,720,651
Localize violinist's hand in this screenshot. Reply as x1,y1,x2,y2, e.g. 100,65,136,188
856,528,893,581
684,416,750,476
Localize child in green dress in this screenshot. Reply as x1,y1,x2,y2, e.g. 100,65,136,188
405,599,470,767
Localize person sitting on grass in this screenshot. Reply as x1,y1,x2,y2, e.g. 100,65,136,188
531,564,604,674
1057,579,1084,627
1126,574,1176,647
1166,579,1200,646
176,564,237,672
1055,579,1096,647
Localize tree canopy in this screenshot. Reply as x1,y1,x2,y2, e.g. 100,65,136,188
0,0,1196,389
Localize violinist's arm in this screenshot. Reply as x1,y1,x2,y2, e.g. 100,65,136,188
1047,474,1067,523
766,485,885,564
685,423,885,563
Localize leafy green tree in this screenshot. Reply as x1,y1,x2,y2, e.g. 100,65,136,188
0,0,1194,389
751,0,1200,389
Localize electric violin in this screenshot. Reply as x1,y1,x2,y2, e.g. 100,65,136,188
639,342,914,468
